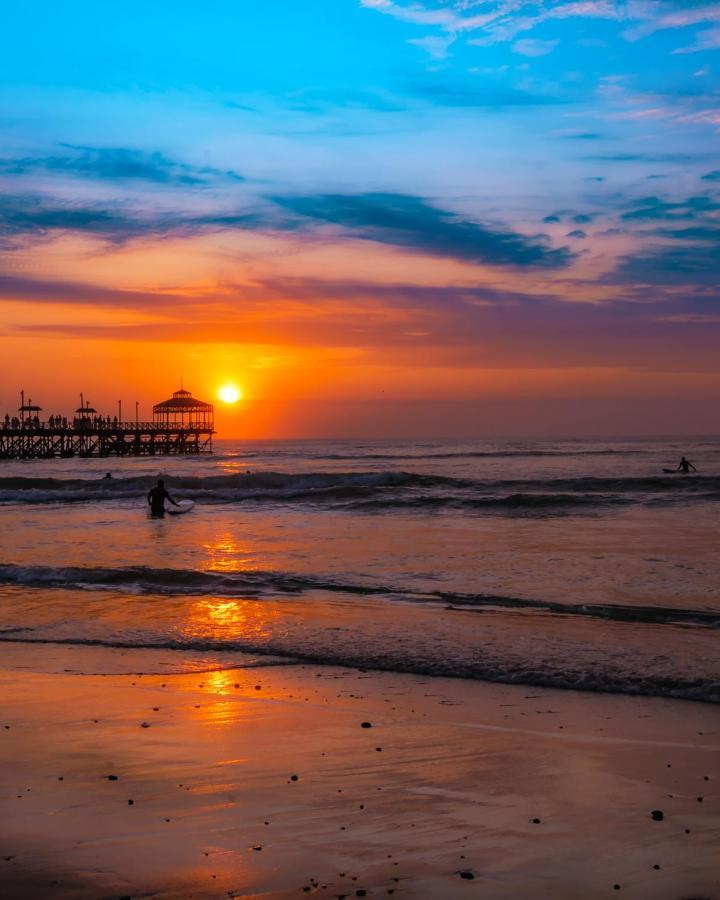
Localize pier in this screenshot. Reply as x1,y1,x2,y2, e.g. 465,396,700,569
0,387,214,459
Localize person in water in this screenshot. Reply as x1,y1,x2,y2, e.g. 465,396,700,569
147,478,180,517
677,456,697,474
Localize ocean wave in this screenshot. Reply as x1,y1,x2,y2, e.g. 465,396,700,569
1,563,718,627
0,470,718,511
1,632,717,703
275,448,652,461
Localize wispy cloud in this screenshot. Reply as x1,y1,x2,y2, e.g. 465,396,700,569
363,0,720,58
271,192,575,268
0,192,262,247
512,37,559,57
408,79,563,107
0,145,245,187
673,26,720,54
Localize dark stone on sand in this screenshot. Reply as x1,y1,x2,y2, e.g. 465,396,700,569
459,870,475,880
685,829,691,834
140,722,150,728
361,722,372,728
653,865,660,870
650,810,664,821
107,775,119,781
532,818,541,824
290,774,299,781
252,845,262,851
697,796,703,802
376,747,382,752
613,885,621,891
58,776,63,781
704,775,709,780
128,799,134,805
356,891,367,897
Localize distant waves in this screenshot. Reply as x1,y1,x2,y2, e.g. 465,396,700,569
0,470,718,515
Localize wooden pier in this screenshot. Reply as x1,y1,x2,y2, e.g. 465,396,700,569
0,387,214,460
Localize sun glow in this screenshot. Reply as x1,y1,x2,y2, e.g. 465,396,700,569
218,384,242,404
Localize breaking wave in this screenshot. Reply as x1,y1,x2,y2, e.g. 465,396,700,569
1,630,717,704
1,563,718,627
0,470,718,514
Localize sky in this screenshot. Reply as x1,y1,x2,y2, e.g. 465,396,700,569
1,0,719,438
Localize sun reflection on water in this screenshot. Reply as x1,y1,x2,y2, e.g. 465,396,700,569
183,597,278,642
202,532,254,573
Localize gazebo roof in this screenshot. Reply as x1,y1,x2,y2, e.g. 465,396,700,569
153,388,213,411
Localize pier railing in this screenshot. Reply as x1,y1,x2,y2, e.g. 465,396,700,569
0,420,214,459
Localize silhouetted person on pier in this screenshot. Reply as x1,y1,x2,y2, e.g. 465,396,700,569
147,478,179,517
104,472,113,479
677,456,696,474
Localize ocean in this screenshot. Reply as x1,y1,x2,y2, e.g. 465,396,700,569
0,438,718,702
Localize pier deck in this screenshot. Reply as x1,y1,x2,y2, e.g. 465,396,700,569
0,422,213,459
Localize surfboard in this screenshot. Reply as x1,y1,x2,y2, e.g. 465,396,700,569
166,499,195,515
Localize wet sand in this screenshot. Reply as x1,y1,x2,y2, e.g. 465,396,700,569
0,643,718,900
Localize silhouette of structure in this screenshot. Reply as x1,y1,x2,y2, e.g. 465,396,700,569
0,387,214,459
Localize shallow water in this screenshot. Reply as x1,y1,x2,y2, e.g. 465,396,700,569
1,438,718,700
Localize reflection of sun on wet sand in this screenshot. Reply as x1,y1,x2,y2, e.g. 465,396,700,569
0,642,718,900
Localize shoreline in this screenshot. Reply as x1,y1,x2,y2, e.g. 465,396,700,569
1,643,718,899
0,624,720,707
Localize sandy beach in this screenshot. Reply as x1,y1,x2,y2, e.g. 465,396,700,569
1,642,717,900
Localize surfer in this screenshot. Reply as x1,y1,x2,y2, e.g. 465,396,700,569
676,456,696,474
147,478,180,517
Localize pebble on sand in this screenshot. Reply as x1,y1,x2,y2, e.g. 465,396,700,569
459,870,475,880
361,722,372,728
650,810,664,821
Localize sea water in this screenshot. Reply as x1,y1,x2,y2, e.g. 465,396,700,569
0,438,718,700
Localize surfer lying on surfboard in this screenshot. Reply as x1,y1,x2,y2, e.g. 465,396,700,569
147,478,180,517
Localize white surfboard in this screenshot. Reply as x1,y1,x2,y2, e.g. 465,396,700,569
166,499,195,515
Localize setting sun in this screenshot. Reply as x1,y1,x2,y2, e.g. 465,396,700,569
218,384,242,404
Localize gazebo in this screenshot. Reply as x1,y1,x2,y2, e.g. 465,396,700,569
153,387,214,430
18,390,42,425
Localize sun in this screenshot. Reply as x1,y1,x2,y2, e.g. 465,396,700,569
218,384,242,404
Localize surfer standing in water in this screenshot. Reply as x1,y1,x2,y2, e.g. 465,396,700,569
677,456,697,474
147,478,180,517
